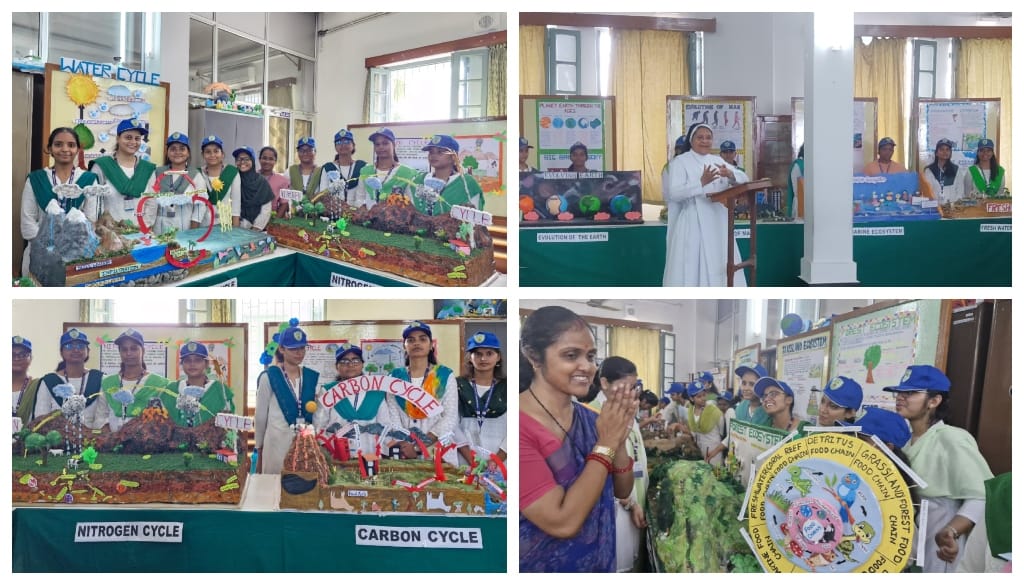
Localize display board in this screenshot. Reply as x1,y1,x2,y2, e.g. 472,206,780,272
43,61,170,168
518,170,643,225
520,95,615,171
263,320,464,384
728,419,789,488
775,328,831,422
668,95,756,172
63,322,248,414
913,98,1000,171
828,300,951,412
732,343,761,390
792,97,878,174
350,118,507,217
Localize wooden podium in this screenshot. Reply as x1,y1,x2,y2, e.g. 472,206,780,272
709,179,773,286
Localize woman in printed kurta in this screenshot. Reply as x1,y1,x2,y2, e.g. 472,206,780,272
386,322,459,465
162,341,235,427
663,123,750,286
412,134,485,215
89,118,157,226
20,127,101,276
353,128,418,209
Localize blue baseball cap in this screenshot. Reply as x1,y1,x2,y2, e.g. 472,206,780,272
667,382,687,395
884,365,951,393
115,328,145,347
754,377,794,399
823,376,863,410
335,342,363,362
423,134,459,153
403,321,432,340
232,146,256,161
687,381,709,398
334,129,354,143
369,128,396,144
936,138,955,150
116,118,148,136
180,341,209,360
977,138,995,150
700,371,714,384
735,364,767,379
13,336,32,352
467,331,501,352
166,132,190,148
842,406,911,448
280,326,309,349
717,391,734,402
878,137,896,148
519,137,533,149
297,137,316,150
659,396,670,405
719,140,736,152
201,135,224,150
60,329,89,347
675,135,687,147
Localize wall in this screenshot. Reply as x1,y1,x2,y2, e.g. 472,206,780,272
323,300,436,321
12,300,82,381
315,12,507,148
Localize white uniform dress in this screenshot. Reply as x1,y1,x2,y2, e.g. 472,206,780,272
254,367,324,475
663,150,749,286
922,163,966,204
32,371,106,429
193,167,242,226
20,169,100,275
142,167,206,235
453,381,508,464
319,378,399,456
91,161,155,225
387,374,459,466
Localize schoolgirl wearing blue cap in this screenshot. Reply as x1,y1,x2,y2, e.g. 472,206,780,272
354,128,418,209
965,138,1005,198
97,328,170,433
923,138,966,203
454,331,507,465
142,132,206,234
519,137,539,172
162,341,235,427
254,324,321,474
20,127,102,278
30,329,105,430
886,364,994,572
287,137,325,202
817,375,863,427
196,135,242,227
412,134,485,215
319,342,395,455
733,363,770,426
13,336,39,422
89,118,157,227
321,129,367,205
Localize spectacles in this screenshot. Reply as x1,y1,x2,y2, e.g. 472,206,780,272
338,359,363,365
12,352,31,359
62,343,88,351
762,390,788,400
892,390,928,400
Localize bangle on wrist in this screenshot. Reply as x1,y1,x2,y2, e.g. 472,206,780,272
591,445,616,460
585,453,613,474
612,457,634,474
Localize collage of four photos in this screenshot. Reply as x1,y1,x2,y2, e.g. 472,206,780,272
5,9,1015,575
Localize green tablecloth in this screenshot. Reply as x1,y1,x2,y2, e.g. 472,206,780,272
183,252,415,287
12,507,506,572
520,218,1010,286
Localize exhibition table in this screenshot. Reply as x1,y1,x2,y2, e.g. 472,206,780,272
520,218,1010,286
12,506,506,572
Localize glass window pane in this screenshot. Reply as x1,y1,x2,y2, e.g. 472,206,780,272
556,64,577,92
919,44,935,70
459,54,484,80
555,33,577,62
293,119,312,151
49,13,119,66
189,19,214,94
267,116,289,172
267,48,313,111
461,106,482,119
237,299,323,407
388,60,450,122
268,12,316,57
459,81,483,107
917,72,934,98
217,29,265,104
12,12,40,61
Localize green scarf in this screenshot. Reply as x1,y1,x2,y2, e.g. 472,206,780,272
687,403,723,435
162,379,235,426
91,156,156,198
903,422,993,500
205,165,239,205
101,373,171,419
412,172,485,215
289,165,324,199
969,165,1005,196
28,169,99,212
324,379,387,422
357,163,419,202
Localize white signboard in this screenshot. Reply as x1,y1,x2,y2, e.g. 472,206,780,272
320,375,443,418
355,525,482,549
74,522,183,543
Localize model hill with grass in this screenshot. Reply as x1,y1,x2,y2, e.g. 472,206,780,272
12,399,243,505
266,193,495,286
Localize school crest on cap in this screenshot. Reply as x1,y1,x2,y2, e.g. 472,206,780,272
70,329,83,339
126,328,137,336
473,333,485,343
901,368,912,383
431,135,442,144
830,377,843,390
171,132,181,140
694,381,704,390
293,330,303,341
208,135,216,142
14,336,23,344
187,342,198,352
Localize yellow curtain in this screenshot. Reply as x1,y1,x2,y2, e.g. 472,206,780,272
956,38,1012,190
519,25,547,96
210,300,233,323
610,29,689,203
487,43,507,117
609,326,662,393
362,69,372,124
854,37,906,166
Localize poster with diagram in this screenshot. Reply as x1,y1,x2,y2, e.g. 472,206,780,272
361,339,405,376
99,340,169,379
776,329,830,422
916,99,999,170
668,96,755,174
303,339,350,383
168,340,233,383
536,98,607,171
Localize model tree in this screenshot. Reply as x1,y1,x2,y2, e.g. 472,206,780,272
863,344,882,384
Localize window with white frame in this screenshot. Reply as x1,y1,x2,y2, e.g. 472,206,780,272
662,332,675,396
369,49,490,123
913,39,938,98
85,299,182,324
547,28,581,95
237,299,324,407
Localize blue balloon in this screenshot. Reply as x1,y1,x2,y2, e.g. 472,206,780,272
289,317,300,327
259,353,272,365
272,333,280,343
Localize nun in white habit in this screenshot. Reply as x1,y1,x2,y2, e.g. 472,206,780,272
662,123,749,287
